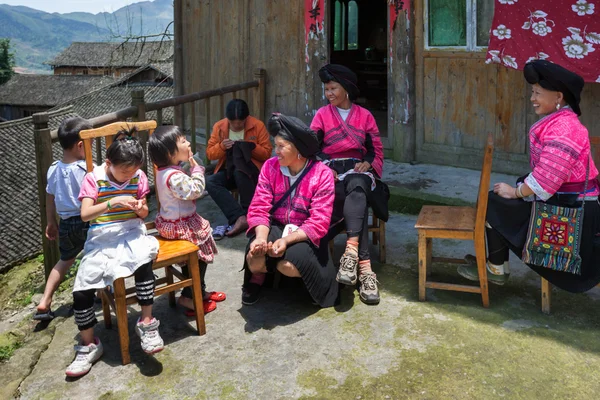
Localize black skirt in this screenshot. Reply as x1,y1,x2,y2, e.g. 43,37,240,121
486,191,600,293
243,225,339,308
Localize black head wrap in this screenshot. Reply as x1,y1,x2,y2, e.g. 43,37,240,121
523,60,584,116
318,64,360,101
267,113,320,159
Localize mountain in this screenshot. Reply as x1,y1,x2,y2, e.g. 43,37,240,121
0,0,173,73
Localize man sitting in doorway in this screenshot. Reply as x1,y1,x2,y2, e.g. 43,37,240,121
206,99,272,239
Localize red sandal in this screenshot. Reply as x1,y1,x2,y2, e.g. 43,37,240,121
184,299,216,316
205,291,226,302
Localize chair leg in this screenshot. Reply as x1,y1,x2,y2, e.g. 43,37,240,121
113,278,131,365
418,231,428,301
372,215,379,245
100,289,112,329
425,237,432,277
474,239,490,308
379,221,386,264
188,254,206,336
541,278,552,315
166,265,176,308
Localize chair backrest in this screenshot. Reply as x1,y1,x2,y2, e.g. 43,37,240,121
474,134,495,237
79,120,159,207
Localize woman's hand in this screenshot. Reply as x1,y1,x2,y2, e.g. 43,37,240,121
249,238,269,256
354,161,371,173
493,182,517,199
221,138,234,150
268,238,287,258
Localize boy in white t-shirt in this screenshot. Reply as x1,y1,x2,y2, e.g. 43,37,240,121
33,117,92,321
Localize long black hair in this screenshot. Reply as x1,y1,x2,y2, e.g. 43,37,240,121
148,125,185,168
106,128,145,167
225,99,250,121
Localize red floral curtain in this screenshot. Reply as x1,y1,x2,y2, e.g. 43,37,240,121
486,0,600,83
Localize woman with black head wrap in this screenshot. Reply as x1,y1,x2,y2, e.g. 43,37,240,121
457,60,600,293
311,64,388,305
241,113,338,307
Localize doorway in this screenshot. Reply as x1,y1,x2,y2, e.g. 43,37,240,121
328,0,388,138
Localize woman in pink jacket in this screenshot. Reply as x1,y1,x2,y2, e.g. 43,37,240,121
242,113,338,307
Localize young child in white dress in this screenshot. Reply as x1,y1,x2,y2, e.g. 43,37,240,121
66,131,162,377
148,125,224,316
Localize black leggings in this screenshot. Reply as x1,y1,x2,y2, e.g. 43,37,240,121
344,187,370,261
181,261,207,299
486,226,510,265
72,262,155,331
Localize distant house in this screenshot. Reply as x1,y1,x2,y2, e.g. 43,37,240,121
50,62,175,124
0,74,114,120
46,41,174,78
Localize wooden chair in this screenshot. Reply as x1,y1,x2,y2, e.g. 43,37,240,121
328,213,386,264
415,134,494,307
80,120,206,365
541,136,600,314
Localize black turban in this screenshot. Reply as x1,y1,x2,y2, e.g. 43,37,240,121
524,60,584,116
267,113,320,158
318,64,360,101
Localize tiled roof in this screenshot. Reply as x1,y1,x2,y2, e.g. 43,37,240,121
0,74,115,107
0,107,78,271
46,41,173,68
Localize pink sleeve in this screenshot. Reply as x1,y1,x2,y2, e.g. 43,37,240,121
310,108,324,132
137,170,150,199
246,160,274,234
78,172,99,202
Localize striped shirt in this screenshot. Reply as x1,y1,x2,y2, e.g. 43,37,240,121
79,164,150,227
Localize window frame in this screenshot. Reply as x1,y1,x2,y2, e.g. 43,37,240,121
333,0,359,52
424,0,489,52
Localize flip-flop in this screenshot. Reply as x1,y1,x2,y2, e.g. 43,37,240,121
205,291,226,302
212,225,228,241
33,310,55,321
184,300,217,316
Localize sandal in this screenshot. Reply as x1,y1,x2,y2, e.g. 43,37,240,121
204,291,226,302
184,300,216,316
212,225,228,241
33,310,55,321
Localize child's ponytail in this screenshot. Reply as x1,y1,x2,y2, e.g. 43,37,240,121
106,128,145,168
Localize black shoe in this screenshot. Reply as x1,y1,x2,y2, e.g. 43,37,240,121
241,283,262,305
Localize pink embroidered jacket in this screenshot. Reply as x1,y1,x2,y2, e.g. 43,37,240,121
525,108,599,201
310,104,384,178
246,157,335,246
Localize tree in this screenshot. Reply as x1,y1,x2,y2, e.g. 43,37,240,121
0,39,15,85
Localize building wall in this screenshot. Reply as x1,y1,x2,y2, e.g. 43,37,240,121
0,105,51,121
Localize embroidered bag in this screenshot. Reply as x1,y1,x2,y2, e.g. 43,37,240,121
522,158,589,275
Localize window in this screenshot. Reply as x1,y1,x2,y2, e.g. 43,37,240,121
333,0,359,51
425,0,493,50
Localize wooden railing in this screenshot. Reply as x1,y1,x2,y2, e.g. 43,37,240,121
32,68,266,277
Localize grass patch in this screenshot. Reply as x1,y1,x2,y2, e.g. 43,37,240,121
388,185,473,215
0,331,24,363
0,257,45,313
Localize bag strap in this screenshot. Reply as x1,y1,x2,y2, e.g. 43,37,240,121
270,160,316,214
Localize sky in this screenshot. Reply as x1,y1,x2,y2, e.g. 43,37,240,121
1,0,143,14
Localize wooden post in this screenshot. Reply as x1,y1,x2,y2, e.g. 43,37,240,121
131,89,148,173
253,68,266,122
190,101,196,153
33,112,59,278
174,0,184,128
204,99,211,165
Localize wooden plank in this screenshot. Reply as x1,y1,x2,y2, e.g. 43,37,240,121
447,58,467,147
423,51,487,59
425,281,482,294
190,101,196,152
433,58,450,146
423,58,437,144
541,278,552,314
80,121,157,139
460,59,479,149
415,0,425,152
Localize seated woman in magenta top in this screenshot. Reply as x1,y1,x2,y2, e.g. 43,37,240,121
310,64,388,305
242,113,338,307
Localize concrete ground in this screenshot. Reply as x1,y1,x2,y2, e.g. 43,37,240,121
2,160,600,400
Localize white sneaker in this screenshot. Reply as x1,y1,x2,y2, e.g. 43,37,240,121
65,338,104,377
135,318,164,354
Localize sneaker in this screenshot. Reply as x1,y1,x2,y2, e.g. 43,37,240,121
457,255,509,286
135,318,164,354
65,338,104,377
337,252,358,285
358,271,381,305
241,283,262,305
